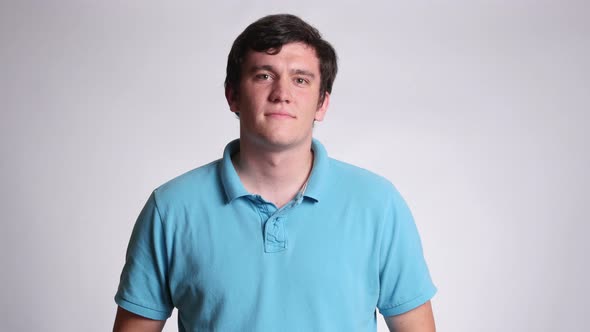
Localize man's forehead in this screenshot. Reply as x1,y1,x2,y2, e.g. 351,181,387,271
242,42,320,69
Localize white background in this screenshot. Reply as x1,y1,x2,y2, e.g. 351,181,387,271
1,1,589,331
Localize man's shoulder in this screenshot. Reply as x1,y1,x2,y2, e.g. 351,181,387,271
152,159,223,205
325,157,413,222
327,157,398,197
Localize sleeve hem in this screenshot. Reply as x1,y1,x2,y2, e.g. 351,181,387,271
378,285,437,317
115,295,172,321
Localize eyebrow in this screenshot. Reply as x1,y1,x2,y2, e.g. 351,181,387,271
249,65,274,73
292,69,316,79
249,65,316,79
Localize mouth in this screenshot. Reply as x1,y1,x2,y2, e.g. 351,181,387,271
265,112,295,119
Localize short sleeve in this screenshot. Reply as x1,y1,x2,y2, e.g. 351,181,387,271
376,187,437,317
114,191,173,320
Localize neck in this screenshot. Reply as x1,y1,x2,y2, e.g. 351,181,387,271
232,139,314,207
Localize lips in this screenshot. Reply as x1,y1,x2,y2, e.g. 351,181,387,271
265,112,295,118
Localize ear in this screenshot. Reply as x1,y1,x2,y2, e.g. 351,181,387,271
314,92,330,122
225,86,240,114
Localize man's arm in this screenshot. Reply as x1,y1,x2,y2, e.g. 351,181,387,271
384,301,435,332
113,306,166,332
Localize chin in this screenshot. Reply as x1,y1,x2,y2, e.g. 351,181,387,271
257,135,306,151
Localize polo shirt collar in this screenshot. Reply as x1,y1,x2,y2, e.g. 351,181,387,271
304,138,328,202
220,138,329,203
220,139,249,203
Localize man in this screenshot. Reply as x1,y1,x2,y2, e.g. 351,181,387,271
113,14,436,332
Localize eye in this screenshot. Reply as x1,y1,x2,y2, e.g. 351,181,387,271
295,77,309,85
255,73,271,80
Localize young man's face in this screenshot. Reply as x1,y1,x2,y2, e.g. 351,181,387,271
226,42,329,151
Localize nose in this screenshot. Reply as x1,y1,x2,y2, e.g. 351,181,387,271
268,77,291,103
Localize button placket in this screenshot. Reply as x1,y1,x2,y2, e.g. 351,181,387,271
248,193,305,253
264,215,286,253
262,196,305,253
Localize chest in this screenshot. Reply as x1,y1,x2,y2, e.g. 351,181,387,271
164,199,383,322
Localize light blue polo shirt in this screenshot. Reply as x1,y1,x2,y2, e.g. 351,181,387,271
115,139,436,331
